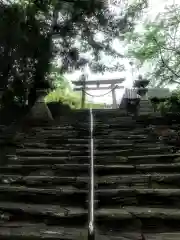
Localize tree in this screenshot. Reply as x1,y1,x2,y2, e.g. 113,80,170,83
0,0,148,109
125,3,180,87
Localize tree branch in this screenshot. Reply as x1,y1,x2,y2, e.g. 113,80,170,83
153,36,180,84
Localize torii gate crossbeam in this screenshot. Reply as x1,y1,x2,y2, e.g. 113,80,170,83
73,78,125,108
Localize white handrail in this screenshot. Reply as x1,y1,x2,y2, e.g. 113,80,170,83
88,108,95,240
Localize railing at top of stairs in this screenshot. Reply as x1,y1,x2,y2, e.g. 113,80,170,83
88,108,95,240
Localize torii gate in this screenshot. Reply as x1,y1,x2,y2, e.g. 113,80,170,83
73,77,125,108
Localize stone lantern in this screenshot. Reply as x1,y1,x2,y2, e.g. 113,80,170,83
133,75,150,100
36,88,48,103
133,75,153,115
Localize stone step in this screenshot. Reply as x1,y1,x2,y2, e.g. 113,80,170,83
16,148,90,156
23,132,89,139
0,184,180,207
30,129,89,135
96,146,174,156
18,142,133,149
97,188,180,208
1,222,180,240
95,138,161,144
95,143,172,150
0,174,90,188
18,137,163,146
1,163,180,175
96,153,180,164
0,201,180,223
0,173,180,189
93,124,147,129
143,232,180,240
97,173,180,189
14,147,173,158
0,202,87,224
95,118,180,127
20,135,154,143
0,225,87,240
19,135,90,141
17,142,89,149
93,134,152,140
0,185,87,206
8,151,180,165
19,143,173,153
17,138,90,143
18,142,167,149
8,156,90,165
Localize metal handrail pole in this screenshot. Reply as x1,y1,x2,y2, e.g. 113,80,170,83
88,108,95,240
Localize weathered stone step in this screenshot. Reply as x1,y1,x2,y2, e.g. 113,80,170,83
93,124,149,130
24,133,89,139
30,129,89,135
20,135,90,141
17,138,89,144
1,163,180,175
95,138,160,144
19,141,89,147
1,221,180,240
96,143,170,150
94,111,179,120
21,137,157,145
143,232,180,240
94,130,148,135
0,184,180,207
19,142,133,149
0,223,144,240
16,148,89,156
0,224,87,239
8,156,89,165
19,143,170,153
0,173,179,189
97,188,180,208
20,132,153,141
97,206,180,219
97,173,180,189
0,202,87,224
15,148,172,158
1,202,180,222
96,153,180,164
0,185,87,206
94,134,152,140
14,147,174,158
38,122,146,130
96,147,173,156
0,174,90,188
93,128,149,134
8,153,175,166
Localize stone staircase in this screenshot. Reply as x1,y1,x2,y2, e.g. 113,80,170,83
0,109,180,239
93,110,180,240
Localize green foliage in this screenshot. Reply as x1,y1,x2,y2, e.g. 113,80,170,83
0,2,51,107
128,24,164,61
0,0,148,109
45,66,104,109
155,90,180,114
45,88,104,109
126,4,180,87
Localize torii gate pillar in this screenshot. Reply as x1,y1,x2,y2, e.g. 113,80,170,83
73,78,125,109
111,84,117,108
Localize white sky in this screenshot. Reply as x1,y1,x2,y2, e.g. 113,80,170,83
65,0,178,104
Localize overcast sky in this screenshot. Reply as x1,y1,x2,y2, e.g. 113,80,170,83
65,0,178,104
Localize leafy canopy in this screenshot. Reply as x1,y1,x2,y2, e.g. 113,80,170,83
0,0,147,108
126,3,180,87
